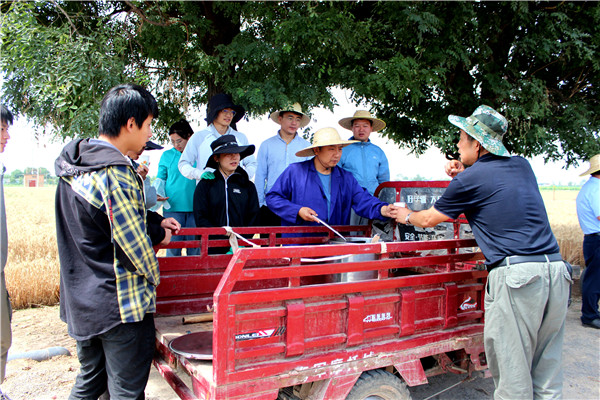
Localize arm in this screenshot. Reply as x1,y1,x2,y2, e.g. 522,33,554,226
255,144,268,205
178,134,203,181
241,154,257,180
395,206,450,228
157,152,169,181
193,181,214,228
378,151,390,183
107,167,159,284
265,167,305,224
245,183,261,226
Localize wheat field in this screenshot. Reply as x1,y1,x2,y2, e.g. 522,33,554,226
3,186,584,309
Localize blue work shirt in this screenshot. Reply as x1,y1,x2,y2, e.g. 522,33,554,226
339,139,390,195
266,159,389,227
433,153,559,268
255,132,310,206
576,176,600,234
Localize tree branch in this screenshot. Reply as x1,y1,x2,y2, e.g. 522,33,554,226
50,0,78,36
124,0,174,27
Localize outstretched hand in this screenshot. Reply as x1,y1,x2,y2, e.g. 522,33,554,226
381,204,399,219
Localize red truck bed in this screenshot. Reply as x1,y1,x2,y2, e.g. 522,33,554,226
154,229,487,400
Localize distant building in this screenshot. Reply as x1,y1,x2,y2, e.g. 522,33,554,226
24,173,44,187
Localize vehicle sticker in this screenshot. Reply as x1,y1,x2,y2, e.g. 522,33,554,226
363,312,392,323
235,327,285,341
459,296,477,311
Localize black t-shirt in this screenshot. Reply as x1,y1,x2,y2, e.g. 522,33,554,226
434,154,559,268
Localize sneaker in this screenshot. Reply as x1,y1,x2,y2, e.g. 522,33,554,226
582,318,600,329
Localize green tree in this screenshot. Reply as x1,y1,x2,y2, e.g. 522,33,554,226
9,169,23,184
1,1,599,165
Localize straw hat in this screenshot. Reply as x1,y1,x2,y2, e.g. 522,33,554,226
448,105,510,157
338,110,386,132
295,127,358,157
269,103,310,128
579,154,600,176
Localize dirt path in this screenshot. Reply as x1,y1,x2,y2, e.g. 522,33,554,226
1,295,598,399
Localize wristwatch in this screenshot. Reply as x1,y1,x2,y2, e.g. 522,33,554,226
405,212,413,226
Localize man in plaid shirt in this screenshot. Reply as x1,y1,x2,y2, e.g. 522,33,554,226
55,84,178,399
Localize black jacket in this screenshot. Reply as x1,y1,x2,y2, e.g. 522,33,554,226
193,167,259,229
55,139,162,340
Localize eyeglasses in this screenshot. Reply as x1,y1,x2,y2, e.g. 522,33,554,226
221,109,236,116
170,139,184,146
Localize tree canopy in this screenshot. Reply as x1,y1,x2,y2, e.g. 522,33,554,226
1,1,599,165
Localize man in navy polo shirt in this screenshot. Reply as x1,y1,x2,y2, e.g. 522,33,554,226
395,105,571,399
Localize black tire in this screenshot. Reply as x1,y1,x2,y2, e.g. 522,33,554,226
345,369,411,400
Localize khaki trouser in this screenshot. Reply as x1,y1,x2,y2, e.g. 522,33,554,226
485,260,571,400
0,271,11,383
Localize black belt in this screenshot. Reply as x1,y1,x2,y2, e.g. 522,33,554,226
585,232,600,237
497,253,563,267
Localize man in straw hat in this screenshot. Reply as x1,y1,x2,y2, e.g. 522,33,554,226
179,93,257,181
576,154,600,329
266,127,398,229
255,103,311,226
338,110,390,227
395,105,571,399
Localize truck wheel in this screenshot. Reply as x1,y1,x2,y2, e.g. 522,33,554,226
346,369,411,400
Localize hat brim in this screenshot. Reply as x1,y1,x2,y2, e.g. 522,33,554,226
448,115,510,157
205,144,255,169
338,117,386,132
579,165,600,176
144,141,163,150
270,110,310,128
295,140,358,158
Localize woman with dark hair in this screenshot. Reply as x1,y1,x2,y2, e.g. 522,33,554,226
193,135,259,254
178,93,257,181
156,119,200,256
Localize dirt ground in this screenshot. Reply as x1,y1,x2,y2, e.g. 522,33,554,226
1,291,598,400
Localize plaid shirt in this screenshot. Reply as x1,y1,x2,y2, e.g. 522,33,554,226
63,164,159,323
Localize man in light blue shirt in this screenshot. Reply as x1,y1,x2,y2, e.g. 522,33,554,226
576,154,600,329
179,93,256,181
338,110,390,226
256,103,311,225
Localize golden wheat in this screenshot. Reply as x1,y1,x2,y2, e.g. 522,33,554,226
2,186,585,309
4,186,60,309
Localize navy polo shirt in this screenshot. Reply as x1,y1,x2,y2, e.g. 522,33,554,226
434,154,559,269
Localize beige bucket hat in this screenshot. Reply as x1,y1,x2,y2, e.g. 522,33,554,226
295,127,358,157
579,154,600,176
270,103,310,128
338,110,386,132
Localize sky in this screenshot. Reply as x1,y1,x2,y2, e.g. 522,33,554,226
0,89,588,185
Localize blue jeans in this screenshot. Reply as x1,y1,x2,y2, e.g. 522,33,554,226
581,234,600,323
163,211,199,256
69,314,155,400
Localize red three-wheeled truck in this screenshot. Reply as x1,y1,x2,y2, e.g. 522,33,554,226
152,181,489,399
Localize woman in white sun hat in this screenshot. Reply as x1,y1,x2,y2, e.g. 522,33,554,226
266,127,398,229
